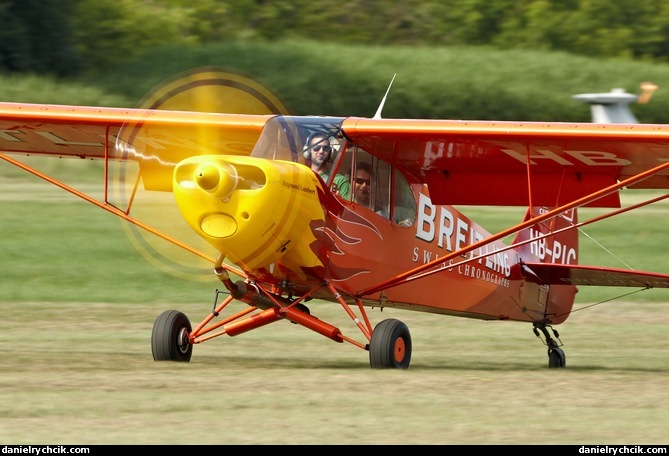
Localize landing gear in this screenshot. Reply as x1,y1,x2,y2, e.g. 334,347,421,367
369,319,412,369
290,304,311,324
548,346,566,368
295,303,310,314
533,323,566,368
152,310,193,362
150,285,414,369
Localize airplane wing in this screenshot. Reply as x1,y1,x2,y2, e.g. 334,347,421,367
342,118,669,207
518,262,669,288
5,107,668,205
0,102,270,158
0,102,272,191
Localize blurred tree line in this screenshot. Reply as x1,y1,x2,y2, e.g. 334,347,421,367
2,0,669,77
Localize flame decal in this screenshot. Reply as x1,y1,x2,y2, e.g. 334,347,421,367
310,204,384,282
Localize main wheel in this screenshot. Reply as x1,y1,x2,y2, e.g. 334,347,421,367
548,347,566,368
152,310,193,362
369,319,412,369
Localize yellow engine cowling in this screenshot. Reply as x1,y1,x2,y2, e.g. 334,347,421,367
173,155,326,274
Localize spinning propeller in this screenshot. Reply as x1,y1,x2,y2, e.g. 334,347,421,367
111,67,289,281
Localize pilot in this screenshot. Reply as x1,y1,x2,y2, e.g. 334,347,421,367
305,132,349,196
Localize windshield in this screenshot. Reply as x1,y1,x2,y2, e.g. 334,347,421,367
251,115,345,164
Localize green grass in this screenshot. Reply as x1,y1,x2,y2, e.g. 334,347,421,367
0,181,211,304
1,301,668,444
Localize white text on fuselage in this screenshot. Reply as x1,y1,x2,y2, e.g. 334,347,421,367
412,193,511,287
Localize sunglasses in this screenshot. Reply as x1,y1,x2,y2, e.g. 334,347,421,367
311,144,331,153
355,177,371,185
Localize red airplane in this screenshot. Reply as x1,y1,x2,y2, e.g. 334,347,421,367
1,68,669,369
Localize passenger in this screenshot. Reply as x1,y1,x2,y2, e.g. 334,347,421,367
350,161,373,207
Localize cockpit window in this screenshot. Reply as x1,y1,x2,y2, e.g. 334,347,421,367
337,145,416,226
251,116,416,226
251,116,345,164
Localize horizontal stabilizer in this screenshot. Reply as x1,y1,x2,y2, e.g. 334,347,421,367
519,262,669,288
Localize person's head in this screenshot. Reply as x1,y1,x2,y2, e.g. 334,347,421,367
352,162,372,206
304,133,332,173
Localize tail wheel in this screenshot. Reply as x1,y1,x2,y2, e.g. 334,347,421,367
369,319,412,369
548,347,566,368
152,310,193,362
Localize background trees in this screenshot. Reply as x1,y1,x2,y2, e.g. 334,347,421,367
3,0,669,76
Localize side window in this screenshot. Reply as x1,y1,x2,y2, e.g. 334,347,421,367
341,147,385,212
373,159,391,218
392,168,416,227
337,145,374,203
335,146,415,227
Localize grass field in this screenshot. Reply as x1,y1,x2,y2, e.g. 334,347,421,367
1,169,669,444
2,301,669,444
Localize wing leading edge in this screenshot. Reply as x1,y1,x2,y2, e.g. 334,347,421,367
0,102,270,157
0,102,273,192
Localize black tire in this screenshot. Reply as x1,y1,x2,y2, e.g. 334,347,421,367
548,347,566,368
152,310,193,362
295,303,310,315
369,319,412,369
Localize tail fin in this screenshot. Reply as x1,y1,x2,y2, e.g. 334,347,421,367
514,205,669,289
512,206,579,265
511,206,579,324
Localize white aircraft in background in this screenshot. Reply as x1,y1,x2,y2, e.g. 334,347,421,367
573,82,658,123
